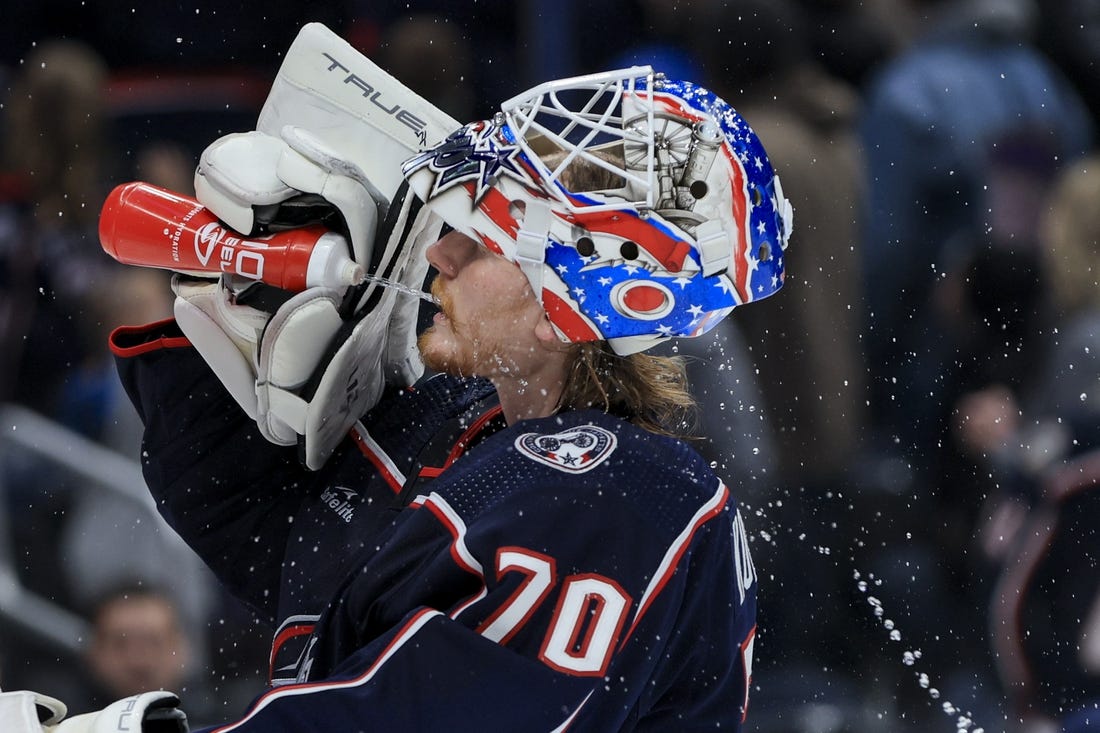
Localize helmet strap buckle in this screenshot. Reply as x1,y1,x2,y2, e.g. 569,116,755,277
515,199,553,302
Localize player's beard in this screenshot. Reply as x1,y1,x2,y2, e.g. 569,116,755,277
417,278,516,378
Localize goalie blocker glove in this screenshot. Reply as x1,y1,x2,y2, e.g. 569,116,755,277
46,692,188,733
176,22,459,469
0,690,187,733
185,125,439,469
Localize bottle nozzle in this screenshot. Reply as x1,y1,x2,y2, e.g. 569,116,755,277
341,262,366,286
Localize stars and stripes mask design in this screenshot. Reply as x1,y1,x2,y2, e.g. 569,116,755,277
402,66,793,355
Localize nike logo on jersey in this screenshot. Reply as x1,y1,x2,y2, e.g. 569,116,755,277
514,425,617,473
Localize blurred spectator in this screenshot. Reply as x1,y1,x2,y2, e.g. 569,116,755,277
944,153,1100,733
0,39,120,417
376,14,476,122
76,582,221,726
953,154,1100,564
0,40,126,637
793,0,916,87
698,0,875,724
0,580,219,727
1037,0,1100,127
701,0,869,493
1030,155,1100,422
84,583,193,704
858,0,1093,474
607,0,708,82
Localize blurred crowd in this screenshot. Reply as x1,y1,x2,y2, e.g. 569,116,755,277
0,1,1097,731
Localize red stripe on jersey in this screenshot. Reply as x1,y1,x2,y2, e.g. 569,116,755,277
109,319,190,357
442,404,504,469
268,622,315,684
351,426,404,494
621,481,731,646
411,493,485,579
740,624,756,722
209,608,443,733
419,405,504,479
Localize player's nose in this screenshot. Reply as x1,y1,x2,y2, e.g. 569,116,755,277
426,230,481,278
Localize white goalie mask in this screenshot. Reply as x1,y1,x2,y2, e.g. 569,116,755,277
402,66,793,355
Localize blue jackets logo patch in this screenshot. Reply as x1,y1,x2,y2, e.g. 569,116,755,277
514,425,617,473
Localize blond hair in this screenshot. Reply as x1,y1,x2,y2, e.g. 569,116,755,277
558,341,698,438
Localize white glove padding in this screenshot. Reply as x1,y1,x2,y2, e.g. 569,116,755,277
45,692,187,733
259,289,386,470
254,189,441,469
171,274,349,450
255,286,350,460
171,275,269,424
171,272,389,469
194,126,386,269
191,130,295,236
0,689,67,731
186,23,455,468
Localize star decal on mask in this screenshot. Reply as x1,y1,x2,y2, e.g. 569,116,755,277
401,120,530,202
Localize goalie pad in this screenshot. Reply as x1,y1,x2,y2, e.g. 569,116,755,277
259,185,438,469
172,189,436,469
183,22,457,468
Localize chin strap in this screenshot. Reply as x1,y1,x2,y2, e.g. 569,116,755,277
514,199,552,303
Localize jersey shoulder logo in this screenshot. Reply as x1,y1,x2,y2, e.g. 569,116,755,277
514,425,617,473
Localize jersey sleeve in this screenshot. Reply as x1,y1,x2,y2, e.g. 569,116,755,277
188,417,758,732
111,319,322,620
191,606,596,733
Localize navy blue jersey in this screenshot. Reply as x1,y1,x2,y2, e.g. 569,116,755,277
112,319,758,731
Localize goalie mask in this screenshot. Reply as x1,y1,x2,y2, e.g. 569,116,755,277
401,66,793,355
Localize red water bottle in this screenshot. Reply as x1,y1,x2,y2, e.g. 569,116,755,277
99,181,364,290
